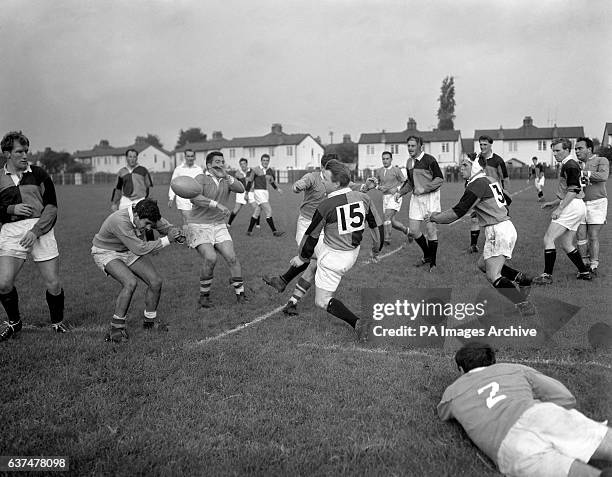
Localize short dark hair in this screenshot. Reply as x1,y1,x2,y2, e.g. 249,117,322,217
134,198,161,223
239,158,248,164
1,131,30,153
185,149,195,157
321,153,338,168
325,159,350,187
205,151,223,165
382,151,393,158
576,137,594,151
406,135,423,146
478,135,494,144
532,156,538,161
455,342,496,372
261,154,270,160
125,148,138,157
551,138,572,151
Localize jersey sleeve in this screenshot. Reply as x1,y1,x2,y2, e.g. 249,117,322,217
293,173,313,192
452,188,480,218
525,368,576,409
299,209,325,260
30,169,58,237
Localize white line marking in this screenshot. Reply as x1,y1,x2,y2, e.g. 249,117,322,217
193,186,534,345
297,342,612,371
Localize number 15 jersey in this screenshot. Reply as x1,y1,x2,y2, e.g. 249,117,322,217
299,187,383,260
437,363,577,463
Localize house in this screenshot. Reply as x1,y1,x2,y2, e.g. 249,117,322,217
74,138,173,173
474,116,584,167
602,122,612,148
506,158,528,168
173,124,324,171
358,118,462,170
461,138,474,160
325,134,358,165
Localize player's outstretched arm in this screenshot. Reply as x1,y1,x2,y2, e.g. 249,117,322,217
527,368,576,409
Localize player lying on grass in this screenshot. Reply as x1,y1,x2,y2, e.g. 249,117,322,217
91,199,184,343
262,154,379,316
185,151,246,308
1,131,70,341
425,155,535,316
287,159,383,341
438,341,612,477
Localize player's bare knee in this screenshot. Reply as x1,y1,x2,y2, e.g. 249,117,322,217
149,276,163,292
123,279,138,294
315,296,329,309
0,281,14,295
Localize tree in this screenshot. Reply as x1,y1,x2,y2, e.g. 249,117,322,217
437,76,456,130
37,147,76,173
134,133,163,149
176,128,207,149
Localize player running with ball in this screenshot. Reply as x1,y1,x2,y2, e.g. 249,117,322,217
426,156,535,316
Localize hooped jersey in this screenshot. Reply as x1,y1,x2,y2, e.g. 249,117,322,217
299,187,383,260
374,165,405,195
438,363,576,463
452,174,510,227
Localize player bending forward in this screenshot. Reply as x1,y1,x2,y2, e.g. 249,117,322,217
91,199,183,342
439,341,612,477
426,156,535,316
288,160,383,341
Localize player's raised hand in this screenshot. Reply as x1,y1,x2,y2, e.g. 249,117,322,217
211,165,228,178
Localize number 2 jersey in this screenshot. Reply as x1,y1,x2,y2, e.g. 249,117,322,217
299,187,384,260
437,363,577,463
451,173,510,227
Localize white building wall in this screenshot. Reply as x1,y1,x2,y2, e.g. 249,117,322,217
136,146,172,173
295,136,324,169
359,140,461,170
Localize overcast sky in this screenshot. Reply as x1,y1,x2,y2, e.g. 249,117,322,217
1,0,610,153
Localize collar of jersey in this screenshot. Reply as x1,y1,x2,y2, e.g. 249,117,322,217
561,153,577,165
328,187,351,198
4,163,33,175
413,151,425,162
467,170,486,185
467,366,486,373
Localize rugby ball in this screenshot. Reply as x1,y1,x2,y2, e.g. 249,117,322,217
171,176,202,199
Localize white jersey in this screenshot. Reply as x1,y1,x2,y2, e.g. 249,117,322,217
168,163,204,210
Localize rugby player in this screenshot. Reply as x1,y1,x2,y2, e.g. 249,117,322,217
532,138,592,285
288,160,383,341
438,341,612,477
394,135,444,271
372,151,409,245
227,158,254,227
575,137,608,276
0,131,70,341
111,148,155,241
186,151,246,308
168,149,203,224
91,199,183,342
528,156,546,202
427,155,534,315
246,154,284,237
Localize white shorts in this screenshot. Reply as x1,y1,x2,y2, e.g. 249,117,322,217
497,402,608,477
552,198,586,232
315,242,359,292
185,223,232,248
534,177,545,190
409,190,441,221
582,197,608,225
253,189,270,205
91,246,139,273
483,220,516,260
235,191,255,205
295,214,323,259
0,219,59,262
175,196,193,211
119,196,144,210
383,194,402,212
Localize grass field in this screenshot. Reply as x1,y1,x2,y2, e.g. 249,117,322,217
1,178,611,476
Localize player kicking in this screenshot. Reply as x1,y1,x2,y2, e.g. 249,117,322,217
186,151,246,308
532,138,591,285
371,151,409,245
91,199,183,342
394,135,444,271
227,158,254,228
427,156,535,316
288,160,383,341
439,342,612,477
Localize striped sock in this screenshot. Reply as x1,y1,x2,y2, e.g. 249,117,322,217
111,315,127,329
289,277,312,305
200,276,213,296
230,277,244,295
144,310,156,323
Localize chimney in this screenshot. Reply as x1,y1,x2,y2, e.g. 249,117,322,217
407,118,417,131
212,131,223,140
523,116,533,127
381,129,386,144
498,125,504,140
271,123,283,134
342,134,351,143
